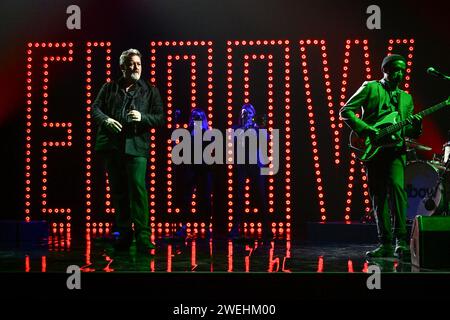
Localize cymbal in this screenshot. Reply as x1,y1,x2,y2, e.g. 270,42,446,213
428,160,447,171
405,138,432,151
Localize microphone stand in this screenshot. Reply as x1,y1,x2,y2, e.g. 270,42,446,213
427,67,450,81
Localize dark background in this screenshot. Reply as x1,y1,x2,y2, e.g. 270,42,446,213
0,0,449,236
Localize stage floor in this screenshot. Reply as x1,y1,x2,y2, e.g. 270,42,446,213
2,225,450,303
1,234,447,273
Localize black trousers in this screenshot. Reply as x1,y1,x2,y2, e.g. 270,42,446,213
234,165,270,230
103,151,151,245
179,165,213,220
365,150,408,244
172,164,219,234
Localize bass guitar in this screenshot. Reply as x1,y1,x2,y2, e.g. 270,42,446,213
349,97,450,161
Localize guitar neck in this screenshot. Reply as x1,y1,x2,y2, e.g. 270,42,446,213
378,100,448,138
418,101,448,117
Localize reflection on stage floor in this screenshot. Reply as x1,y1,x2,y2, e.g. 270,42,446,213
1,225,446,273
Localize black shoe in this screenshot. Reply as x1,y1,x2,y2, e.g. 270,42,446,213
227,226,242,240
227,227,251,243
366,243,394,258
394,239,410,260
163,225,188,242
205,228,213,239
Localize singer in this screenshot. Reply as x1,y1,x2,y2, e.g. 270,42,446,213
340,54,423,260
229,103,272,241
169,108,215,241
92,48,164,254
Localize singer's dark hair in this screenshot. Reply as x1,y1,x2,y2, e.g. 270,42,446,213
188,108,208,130
238,103,256,126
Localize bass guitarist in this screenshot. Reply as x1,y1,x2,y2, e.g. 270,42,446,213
340,54,422,259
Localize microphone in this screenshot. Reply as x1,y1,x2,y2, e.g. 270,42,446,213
126,90,137,135
174,109,181,124
241,109,248,125
130,103,137,135
427,67,450,80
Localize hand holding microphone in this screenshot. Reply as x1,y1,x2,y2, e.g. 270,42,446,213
127,109,142,122
241,109,249,120
127,103,140,135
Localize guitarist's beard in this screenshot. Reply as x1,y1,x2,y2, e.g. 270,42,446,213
383,76,403,90
391,77,402,88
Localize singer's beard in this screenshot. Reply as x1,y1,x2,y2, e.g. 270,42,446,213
130,73,140,81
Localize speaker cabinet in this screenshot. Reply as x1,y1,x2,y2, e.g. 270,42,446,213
410,215,450,269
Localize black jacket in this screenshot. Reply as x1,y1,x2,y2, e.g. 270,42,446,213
92,77,164,157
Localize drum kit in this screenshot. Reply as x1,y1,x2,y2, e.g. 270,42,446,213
405,138,450,222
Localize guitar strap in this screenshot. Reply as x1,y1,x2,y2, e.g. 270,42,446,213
391,90,399,109
392,90,407,139
379,79,399,112
379,80,407,146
